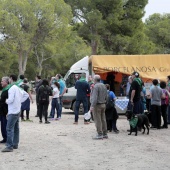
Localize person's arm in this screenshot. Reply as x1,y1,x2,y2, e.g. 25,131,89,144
6,87,15,104
131,90,135,103
21,90,29,103
90,86,98,107
28,87,34,103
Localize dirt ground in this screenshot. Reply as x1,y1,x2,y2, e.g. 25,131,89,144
0,95,170,170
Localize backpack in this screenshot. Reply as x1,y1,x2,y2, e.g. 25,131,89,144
106,91,114,110
39,86,49,102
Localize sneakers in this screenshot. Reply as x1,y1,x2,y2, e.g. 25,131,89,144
45,121,50,124
39,120,42,123
35,115,39,117
0,139,6,143
84,122,90,125
73,122,78,125
1,147,13,152
25,119,33,122
113,130,119,134
92,135,103,140
21,119,25,121
103,134,109,139
13,146,18,149
55,117,61,121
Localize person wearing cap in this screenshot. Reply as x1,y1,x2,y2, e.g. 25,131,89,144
128,71,142,114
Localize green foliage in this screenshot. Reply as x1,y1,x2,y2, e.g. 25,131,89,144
0,44,17,78
65,0,151,55
145,13,170,54
0,0,73,75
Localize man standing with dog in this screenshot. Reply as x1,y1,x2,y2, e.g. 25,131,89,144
90,75,108,139
128,71,142,114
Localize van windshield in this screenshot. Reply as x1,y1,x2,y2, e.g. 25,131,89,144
65,73,82,88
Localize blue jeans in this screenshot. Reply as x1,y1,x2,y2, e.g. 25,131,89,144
51,98,60,118
58,96,63,118
167,105,170,123
75,98,88,122
6,113,20,149
0,115,7,141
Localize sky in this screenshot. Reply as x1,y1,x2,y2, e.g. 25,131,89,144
143,0,170,21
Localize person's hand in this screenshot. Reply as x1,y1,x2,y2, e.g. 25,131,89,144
90,107,93,111
130,100,134,106
31,99,34,104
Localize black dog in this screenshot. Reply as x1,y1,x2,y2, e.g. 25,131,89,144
126,110,150,136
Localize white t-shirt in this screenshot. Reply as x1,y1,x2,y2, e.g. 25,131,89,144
53,87,60,98
6,85,29,114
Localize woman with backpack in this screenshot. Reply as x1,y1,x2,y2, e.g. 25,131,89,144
37,79,52,124
105,84,119,133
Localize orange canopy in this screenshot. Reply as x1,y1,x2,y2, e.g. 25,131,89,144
89,55,170,81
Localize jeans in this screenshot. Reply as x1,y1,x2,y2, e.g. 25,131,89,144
51,98,60,118
0,115,7,141
168,105,170,123
112,119,118,131
74,98,88,122
58,96,63,118
6,113,20,149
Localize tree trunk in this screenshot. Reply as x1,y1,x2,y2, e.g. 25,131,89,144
38,66,42,76
91,39,97,55
18,52,24,76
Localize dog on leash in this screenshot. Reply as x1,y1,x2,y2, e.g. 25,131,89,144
126,110,150,136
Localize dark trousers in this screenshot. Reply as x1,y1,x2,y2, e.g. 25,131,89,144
127,100,141,114
161,104,168,128
0,115,7,141
75,98,88,122
36,95,40,116
39,102,49,121
21,110,29,120
106,119,118,131
151,105,161,128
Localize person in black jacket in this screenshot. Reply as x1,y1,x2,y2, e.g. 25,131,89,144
37,79,52,124
0,77,9,143
35,75,42,117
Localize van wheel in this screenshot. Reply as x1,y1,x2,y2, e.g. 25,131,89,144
72,101,84,115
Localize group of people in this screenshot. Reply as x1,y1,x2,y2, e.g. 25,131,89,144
1,71,170,151
0,75,29,152
127,72,170,129
73,74,119,139
0,73,66,152
34,74,66,123
74,71,170,140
